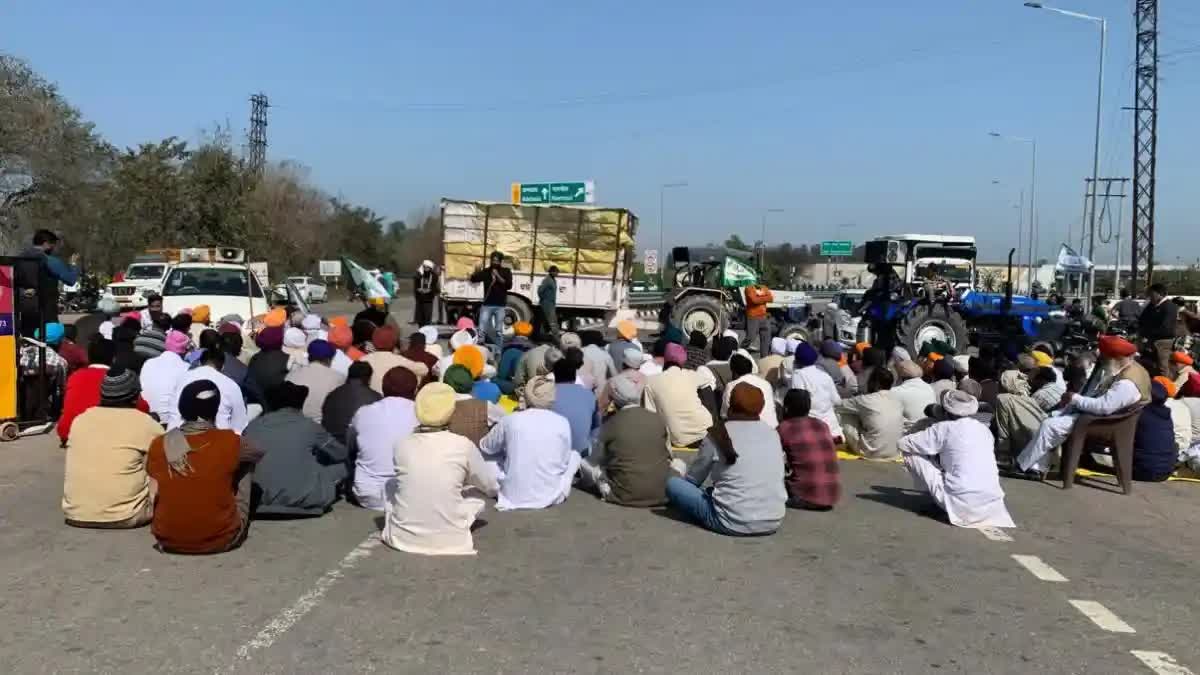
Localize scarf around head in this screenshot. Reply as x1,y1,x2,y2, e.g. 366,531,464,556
162,420,214,477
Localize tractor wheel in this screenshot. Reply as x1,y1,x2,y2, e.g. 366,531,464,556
501,295,534,338
775,323,810,344
672,294,725,340
897,305,969,356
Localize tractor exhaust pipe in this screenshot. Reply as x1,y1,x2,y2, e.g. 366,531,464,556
1004,247,1015,312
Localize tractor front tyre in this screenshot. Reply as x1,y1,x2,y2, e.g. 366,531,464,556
671,295,725,340
897,305,969,357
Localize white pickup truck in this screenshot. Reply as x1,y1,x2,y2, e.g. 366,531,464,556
104,259,170,309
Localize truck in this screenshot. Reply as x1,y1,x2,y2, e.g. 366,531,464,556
439,198,637,330
103,255,171,309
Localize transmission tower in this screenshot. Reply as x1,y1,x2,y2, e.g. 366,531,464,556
248,92,269,174
1130,0,1157,293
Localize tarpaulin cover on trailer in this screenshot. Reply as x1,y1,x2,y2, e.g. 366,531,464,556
442,200,635,278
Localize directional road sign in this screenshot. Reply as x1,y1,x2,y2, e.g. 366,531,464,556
511,180,595,205
820,240,854,257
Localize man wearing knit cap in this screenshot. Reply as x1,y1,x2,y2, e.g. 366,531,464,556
790,341,843,441
63,366,163,529
383,383,499,556
134,312,172,361
478,376,578,510
58,339,149,445
581,371,675,506
285,339,347,424
362,325,429,394
899,390,1015,528
1015,335,1151,479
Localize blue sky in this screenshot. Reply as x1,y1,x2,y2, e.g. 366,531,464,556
6,1,1200,263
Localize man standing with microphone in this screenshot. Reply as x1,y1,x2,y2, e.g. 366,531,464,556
470,251,512,348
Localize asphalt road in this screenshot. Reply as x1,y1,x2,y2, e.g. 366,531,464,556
3,426,1199,674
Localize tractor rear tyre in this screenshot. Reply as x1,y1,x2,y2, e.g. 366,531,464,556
775,322,810,344
897,305,969,356
671,295,725,340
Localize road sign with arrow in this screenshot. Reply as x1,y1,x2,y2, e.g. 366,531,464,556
511,181,595,205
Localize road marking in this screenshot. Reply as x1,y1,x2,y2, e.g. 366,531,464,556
1011,554,1068,582
978,526,1014,542
1068,599,1136,633
1132,651,1194,675
233,534,382,662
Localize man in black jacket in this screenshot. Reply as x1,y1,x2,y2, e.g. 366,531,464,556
469,250,512,348
15,229,78,336
1139,283,1179,376
412,260,439,327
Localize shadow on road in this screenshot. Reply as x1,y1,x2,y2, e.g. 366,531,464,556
856,484,949,524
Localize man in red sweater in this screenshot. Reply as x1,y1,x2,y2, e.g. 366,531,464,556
57,338,148,446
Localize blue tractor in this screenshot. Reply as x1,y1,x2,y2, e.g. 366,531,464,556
858,235,1067,355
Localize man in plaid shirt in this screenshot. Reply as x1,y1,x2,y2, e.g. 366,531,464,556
777,388,840,510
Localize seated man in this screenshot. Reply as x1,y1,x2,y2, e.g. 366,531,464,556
478,377,578,511
321,361,381,444
778,389,840,510
836,367,904,460
578,372,674,507
993,370,1047,465
495,321,534,395
898,390,1015,529
62,368,163,528
348,366,418,510
1016,336,1151,478
790,342,843,441
643,343,715,447
890,359,937,432
722,353,778,428
382,383,499,555
1132,379,1178,482
244,382,349,517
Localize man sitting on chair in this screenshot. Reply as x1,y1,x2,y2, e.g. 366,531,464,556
1014,335,1151,479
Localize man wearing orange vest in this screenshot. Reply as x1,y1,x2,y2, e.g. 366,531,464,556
744,283,774,356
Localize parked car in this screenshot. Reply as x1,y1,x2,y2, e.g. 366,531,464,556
275,276,328,303
161,249,309,327
825,289,866,346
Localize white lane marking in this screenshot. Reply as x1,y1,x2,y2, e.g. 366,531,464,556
1011,554,1068,582
1068,599,1136,633
978,526,1014,542
1132,651,1195,675
234,535,382,661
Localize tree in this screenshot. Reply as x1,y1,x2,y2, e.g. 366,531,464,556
979,269,1000,293
723,234,749,251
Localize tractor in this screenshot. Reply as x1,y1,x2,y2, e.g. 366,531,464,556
660,246,813,344
857,234,1067,355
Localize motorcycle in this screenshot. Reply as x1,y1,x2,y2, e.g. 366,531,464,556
58,274,101,314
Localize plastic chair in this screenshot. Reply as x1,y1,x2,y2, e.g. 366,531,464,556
1059,406,1144,494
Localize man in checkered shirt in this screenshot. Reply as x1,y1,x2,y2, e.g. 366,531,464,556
777,388,840,510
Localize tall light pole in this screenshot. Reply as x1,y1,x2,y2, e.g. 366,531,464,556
658,181,687,284
989,132,1037,293
1024,2,1106,305
759,208,785,246
991,180,1024,290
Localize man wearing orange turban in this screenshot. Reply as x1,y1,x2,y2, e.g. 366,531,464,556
1014,334,1151,478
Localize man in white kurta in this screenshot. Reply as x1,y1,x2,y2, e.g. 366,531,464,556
721,353,778,428
163,351,248,433
479,377,579,511
888,360,936,432
1016,337,1150,475
898,390,1015,528
790,342,842,439
382,383,499,556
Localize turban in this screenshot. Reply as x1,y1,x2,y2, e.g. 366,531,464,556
1151,379,1169,404
891,347,912,364
854,341,871,354
896,360,923,380
560,332,582,349
609,372,644,408
794,342,819,368
254,326,283,351
770,337,787,356
1031,350,1053,368
785,338,801,355
328,326,353,349
367,296,386,308
999,370,1031,396
97,297,120,315
191,305,211,325
301,314,321,331
328,316,348,329
932,359,955,380
524,376,556,409
283,327,307,349
1172,351,1194,366
1098,335,1137,359
664,342,687,366
452,345,485,379
166,329,192,355
1016,354,1038,372
661,324,686,346
1153,375,1177,399
449,329,474,351
415,382,456,427
418,325,439,346
513,321,533,337
372,326,399,352
622,348,644,369
218,321,241,335
99,367,140,405
1183,371,1200,398
820,339,843,359
443,364,475,394
37,322,65,346
179,379,220,422
382,366,418,399
263,308,287,328
728,381,766,418
543,347,564,373
937,389,978,419
616,320,637,341
307,339,336,361
957,378,983,399
455,316,476,331
952,355,971,374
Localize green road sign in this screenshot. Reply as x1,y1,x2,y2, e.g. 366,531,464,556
511,181,594,205
820,240,854,257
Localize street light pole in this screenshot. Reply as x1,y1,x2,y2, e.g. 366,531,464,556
1024,2,1106,306
759,208,785,246
989,132,1037,293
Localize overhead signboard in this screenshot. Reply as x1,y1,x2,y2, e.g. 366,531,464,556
820,240,854,257
511,180,595,205
318,259,342,277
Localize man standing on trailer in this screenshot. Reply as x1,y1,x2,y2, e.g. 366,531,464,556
470,251,513,348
